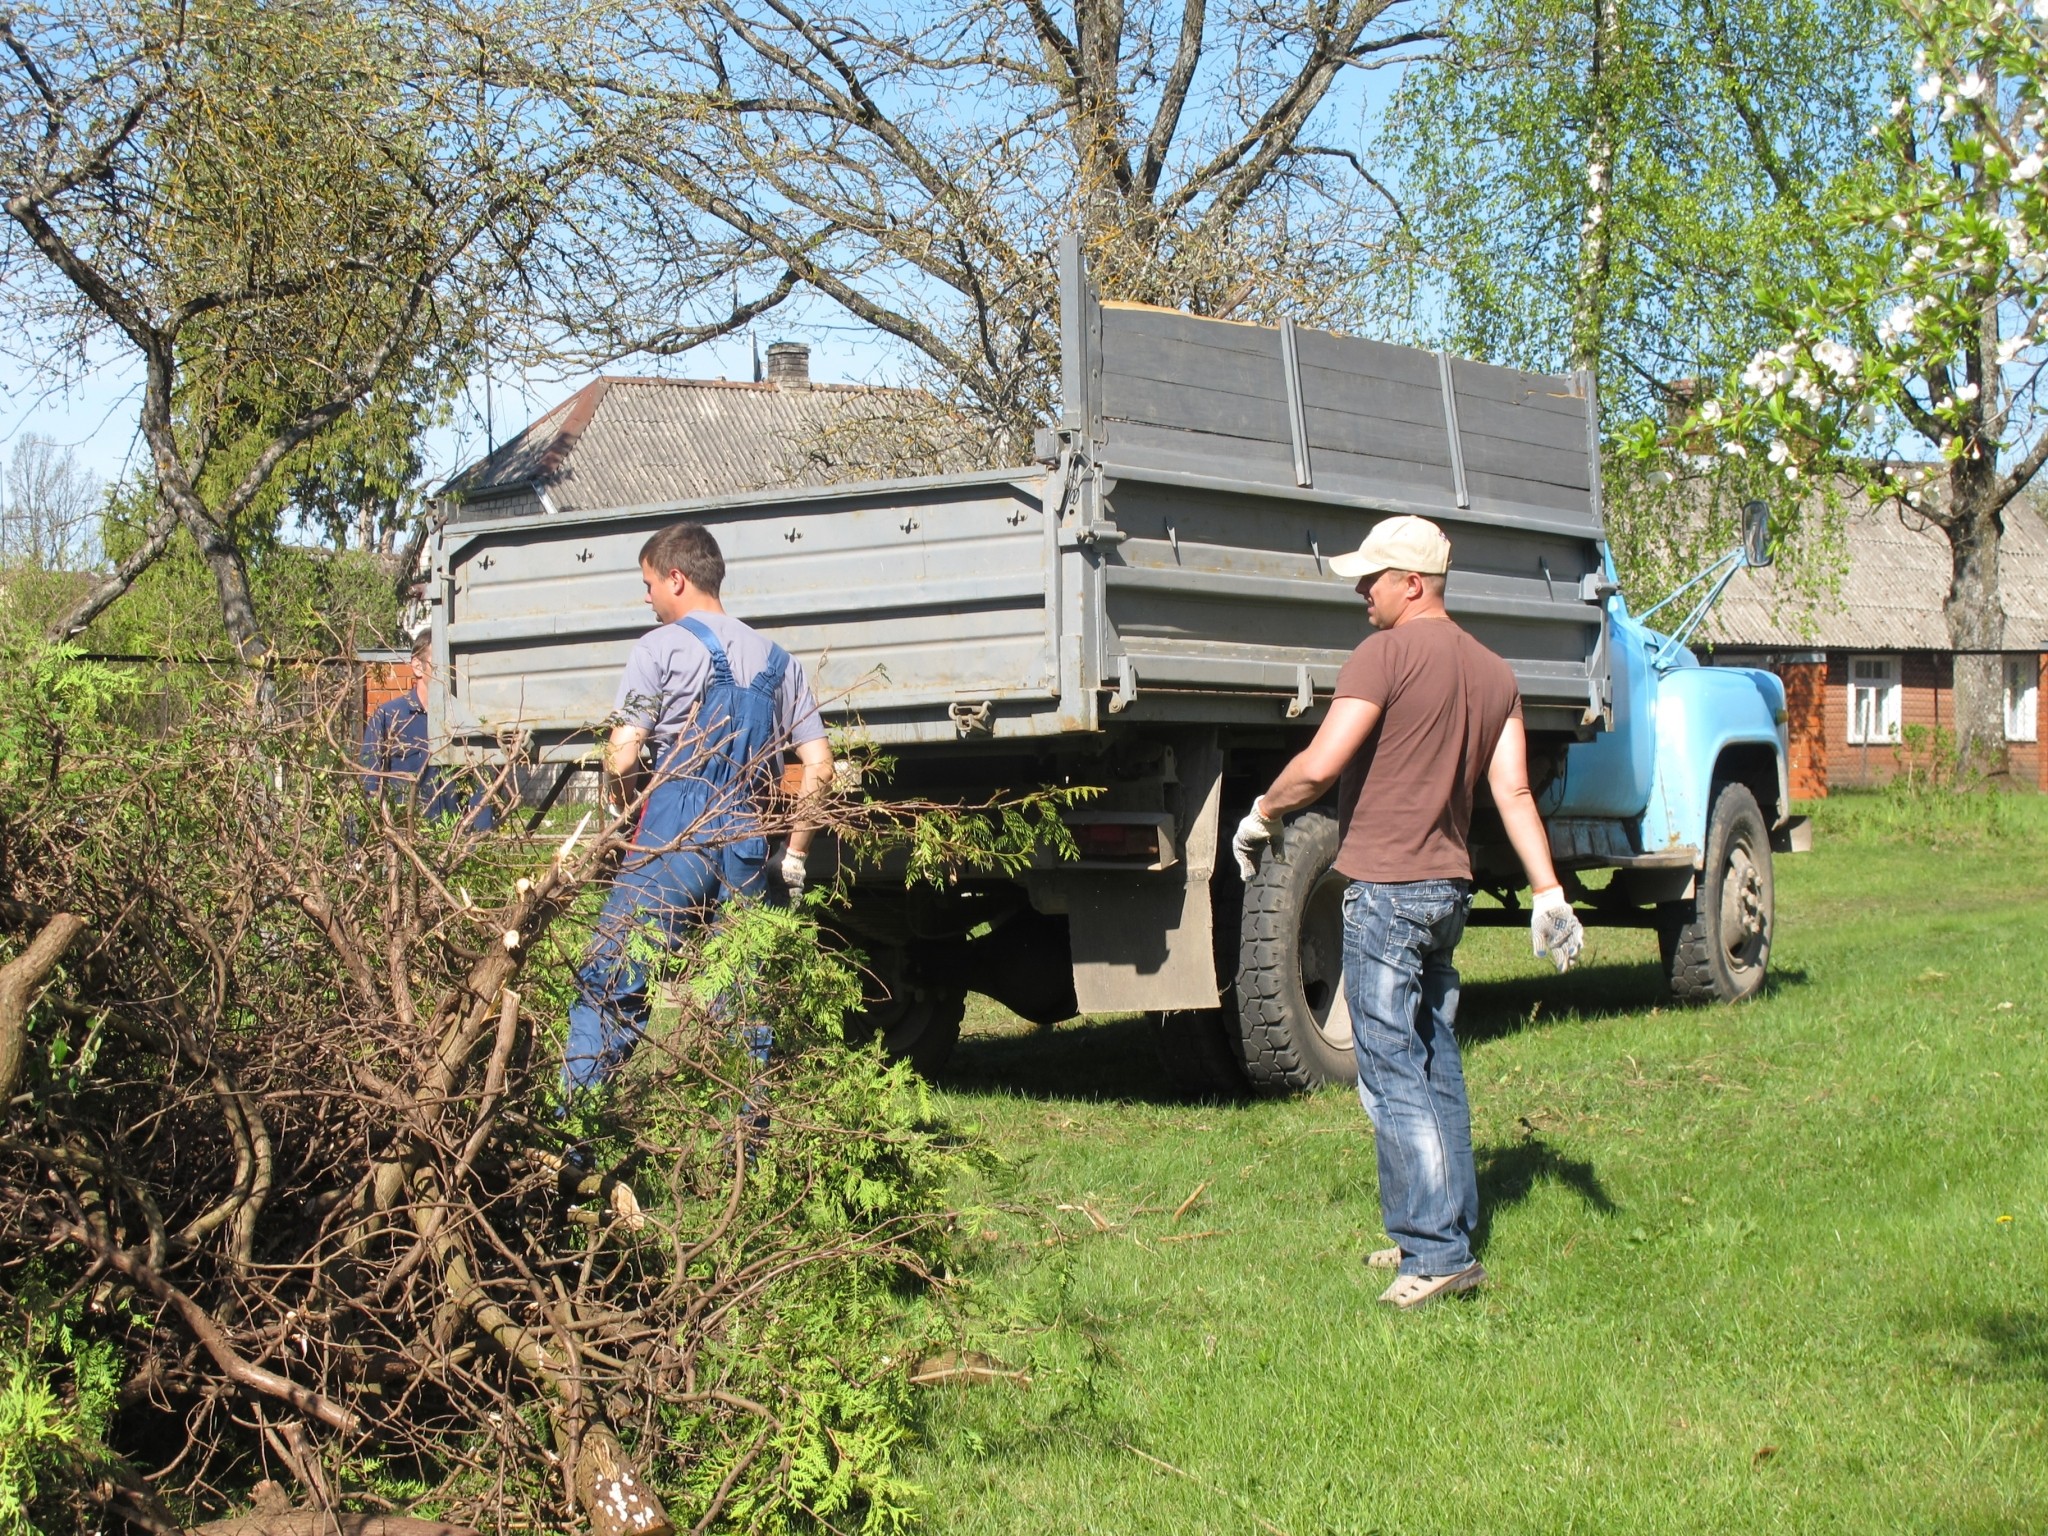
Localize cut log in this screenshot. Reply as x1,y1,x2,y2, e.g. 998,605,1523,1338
190,1516,485,1536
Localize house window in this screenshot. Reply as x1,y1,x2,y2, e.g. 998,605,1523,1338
1847,655,1902,744
2007,656,2040,743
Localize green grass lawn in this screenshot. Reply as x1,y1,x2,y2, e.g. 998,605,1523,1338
904,794,2048,1535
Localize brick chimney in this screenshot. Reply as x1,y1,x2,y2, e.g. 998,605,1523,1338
765,342,811,390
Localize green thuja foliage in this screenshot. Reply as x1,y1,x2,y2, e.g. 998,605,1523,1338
0,1286,124,1536
563,899,996,1533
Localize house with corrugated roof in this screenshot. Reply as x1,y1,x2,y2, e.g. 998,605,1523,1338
441,343,984,522
1701,495,2048,793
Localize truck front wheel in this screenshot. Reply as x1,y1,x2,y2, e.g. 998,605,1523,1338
1659,782,1773,1003
1236,808,1356,1094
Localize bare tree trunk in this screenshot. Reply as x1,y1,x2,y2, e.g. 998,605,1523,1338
1942,467,2008,778
1570,0,1621,382
135,368,271,670
1944,151,2010,782
0,913,87,1098
47,501,181,641
182,507,269,668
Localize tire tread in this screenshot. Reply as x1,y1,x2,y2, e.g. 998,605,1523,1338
1660,782,1771,1004
1235,810,1346,1095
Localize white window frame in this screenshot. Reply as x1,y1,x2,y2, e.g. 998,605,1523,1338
1847,654,1902,745
2006,655,2040,743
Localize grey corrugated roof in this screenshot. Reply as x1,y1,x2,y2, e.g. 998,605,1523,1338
1707,493,2048,650
444,376,986,512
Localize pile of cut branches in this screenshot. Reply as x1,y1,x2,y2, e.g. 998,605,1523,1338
0,642,1023,1535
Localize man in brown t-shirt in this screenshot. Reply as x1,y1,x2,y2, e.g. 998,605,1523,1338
1232,515,1585,1308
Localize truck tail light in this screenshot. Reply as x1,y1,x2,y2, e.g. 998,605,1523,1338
1054,813,1178,869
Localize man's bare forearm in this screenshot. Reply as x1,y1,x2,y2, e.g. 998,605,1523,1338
786,738,834,856
1484,718,1563,896
603,725,649,811
1256,699,1384,816
1260,753,1337,817
1496,784,1562,895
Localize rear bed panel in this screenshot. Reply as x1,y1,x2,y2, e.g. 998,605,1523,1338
431,239,1611,756
436,472,1057,759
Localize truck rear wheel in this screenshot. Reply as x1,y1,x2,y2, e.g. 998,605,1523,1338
1235,808,1356,1094
1149,1007,1248,1098
1659,782,1773,1003
881,990,966,1076
848,946,967,1076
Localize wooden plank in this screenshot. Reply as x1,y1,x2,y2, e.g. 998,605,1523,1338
1447,356,1589,416
1105,421,1298,471
1457,433,1592,490
1105,360,1277,421
1101,306,1282,362
1465,469,1595,520
1291,327,1445,392
1301,404,1455,468
1098,325,1288,394
1296,365,1451,433
1286,442,1449,495
1447,391,1593,456
1101,374,1292,442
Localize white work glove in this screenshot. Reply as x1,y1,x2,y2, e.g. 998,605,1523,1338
779,847,808,898
1232,798,1287,881
1530,887,1585,973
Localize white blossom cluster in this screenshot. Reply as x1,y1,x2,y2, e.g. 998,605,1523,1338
1667,0,2048,495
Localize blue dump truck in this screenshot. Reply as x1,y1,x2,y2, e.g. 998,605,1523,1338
429,237,1806,1095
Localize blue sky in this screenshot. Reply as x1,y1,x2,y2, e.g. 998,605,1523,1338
0,8,1406,510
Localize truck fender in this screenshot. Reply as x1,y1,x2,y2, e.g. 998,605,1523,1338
1636,665,1789,860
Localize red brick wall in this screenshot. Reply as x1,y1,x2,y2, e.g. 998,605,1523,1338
367,662,412,716
1781,660,1828,799
1825,650,2045,788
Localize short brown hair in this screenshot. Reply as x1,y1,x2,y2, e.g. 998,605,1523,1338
639,522,724,597
409,630,433,659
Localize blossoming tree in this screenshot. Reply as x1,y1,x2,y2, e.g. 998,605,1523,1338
1674,0,2047,773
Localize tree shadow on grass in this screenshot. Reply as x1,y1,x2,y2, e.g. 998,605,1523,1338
1900,1303,2048,1388
933,1010,1200,1107
1458,963,1812,1043
1970,1310,2048,1382
1473,1135,1618,1255
1968,1310,2048,1386
932,961,1814,1104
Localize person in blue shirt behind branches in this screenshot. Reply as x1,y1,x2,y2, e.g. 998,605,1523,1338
359,631,498,830
565,520,833,1090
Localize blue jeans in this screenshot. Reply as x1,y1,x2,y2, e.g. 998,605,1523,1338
1344,879,1478,1277
564,848,774,1093
564,854,715,1089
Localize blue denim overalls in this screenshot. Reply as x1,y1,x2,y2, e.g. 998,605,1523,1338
563,617,790,1088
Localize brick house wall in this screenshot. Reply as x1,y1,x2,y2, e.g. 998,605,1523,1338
366,661,412,717
1819,650,2045,790
1781,660,1828,800
356,652,414,763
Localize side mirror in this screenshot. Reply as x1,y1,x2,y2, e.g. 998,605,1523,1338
1741,500,1772,567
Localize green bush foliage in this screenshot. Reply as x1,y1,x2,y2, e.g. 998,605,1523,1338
0,1287,122,1536
0,621,1068,1533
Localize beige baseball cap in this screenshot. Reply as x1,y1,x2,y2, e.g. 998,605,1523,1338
1328,515,1452,579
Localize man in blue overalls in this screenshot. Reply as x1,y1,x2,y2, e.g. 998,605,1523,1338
360,632,498,829
565,520,832,1088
